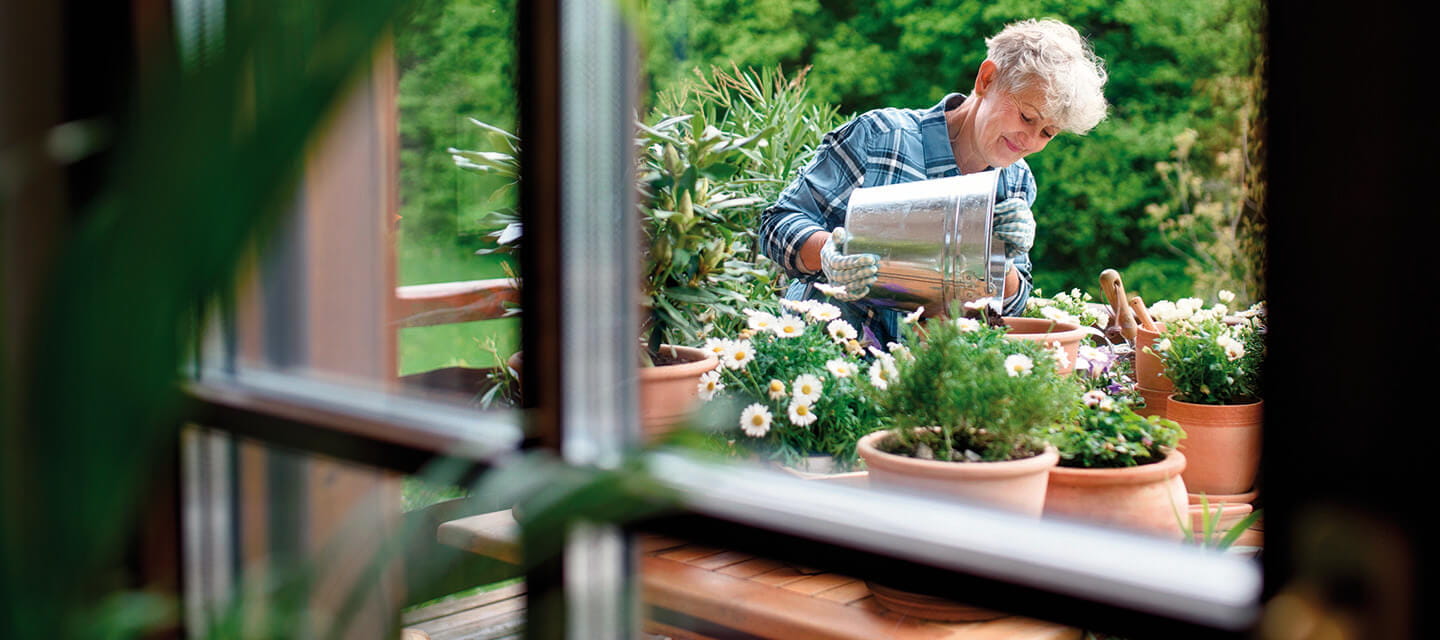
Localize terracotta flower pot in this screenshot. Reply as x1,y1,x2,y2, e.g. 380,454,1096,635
1167,395,1263,495
1044,449,1189,540
1001,317,1088,375
856,429,1058,622
1135,322,1174,393
639,345,719,442
857,430,1059,516
1133,384,1170,420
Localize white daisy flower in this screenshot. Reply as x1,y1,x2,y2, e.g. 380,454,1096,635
772,315,806,339
1217,335,1245,361
807,303,843,323
1081,389,1108,407
787,400,818,427
902,306,926,324
825,358,855,378
1004,354,1034,377
813,282,850,298
887,342,914,362
745,310,777,332
702,337,732,360
1155,338,1172,352
1218,289,1236,304
1098,395,1116,412
954,317,981,332
1041,305,1079,326
792,374,823,403
722,339,755,370
739,404,772,438
767,379,787,400
1048,341,1071,372
779,298,815,315
826,318,858,343
697,370,723,401
868,359,894,390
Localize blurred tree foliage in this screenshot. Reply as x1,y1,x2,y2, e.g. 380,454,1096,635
397,0,1264,303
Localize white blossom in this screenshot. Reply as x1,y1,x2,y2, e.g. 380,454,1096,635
772,315,806,339
739,404,772,437
697,370,723,401
791,374,823,403
826,319,858,343
825,359,856,378
902,306,925,324
1218,289,1236,304
767,379,787,400
722,339,755,370
954,317,981,332
1004,354,1034,377
806,303,843,323
787,400,818,427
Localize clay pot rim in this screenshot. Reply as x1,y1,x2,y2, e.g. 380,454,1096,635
1000,317,1089,343
1050,449,1187,487
639,344,718,381
1166,393,1264,410
856,429,1059,479
1188,489,1260,505
1136,321,1166,341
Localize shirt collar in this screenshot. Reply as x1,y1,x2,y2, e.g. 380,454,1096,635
921,93,967,176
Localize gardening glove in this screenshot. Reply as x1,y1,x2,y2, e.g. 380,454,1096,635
819,226,879,302
991,197,1036,259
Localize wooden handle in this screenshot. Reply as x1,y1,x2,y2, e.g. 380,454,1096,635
1129,295,1158,332
1100,269,1137,341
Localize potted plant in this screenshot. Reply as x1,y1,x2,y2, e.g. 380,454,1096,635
696,298,882,475
1151,310,1265,496
1042,390,1189,539
856,308,1076,621
1133,292,1254,417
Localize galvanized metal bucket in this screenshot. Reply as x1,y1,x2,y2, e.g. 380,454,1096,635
842,171,1007,313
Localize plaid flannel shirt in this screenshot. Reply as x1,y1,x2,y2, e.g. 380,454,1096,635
759,93,1036,346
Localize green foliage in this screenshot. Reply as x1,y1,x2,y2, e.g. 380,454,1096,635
394,0,517,244
1177,494,1263,552
1153,315,1264,405
639,0,1265,306
871,310,1079,462
700,299,884,470
1046,394,1183,469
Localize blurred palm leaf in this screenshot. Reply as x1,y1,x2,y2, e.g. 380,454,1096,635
2,0,412,637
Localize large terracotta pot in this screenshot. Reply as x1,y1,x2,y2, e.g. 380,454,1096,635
1044,449,1189,540
1135,322,1173,393
1001,317,1088,375
856,429,1058,621
1167,395,1263,495
639,345,719,442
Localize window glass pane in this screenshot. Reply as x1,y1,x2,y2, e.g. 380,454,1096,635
624,0,1268,634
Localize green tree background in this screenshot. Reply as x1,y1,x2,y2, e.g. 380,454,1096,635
393,0,1264,372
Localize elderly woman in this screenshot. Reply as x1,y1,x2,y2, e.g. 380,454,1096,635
759,18,1109,347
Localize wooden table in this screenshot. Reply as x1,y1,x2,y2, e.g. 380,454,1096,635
439,510,1082,640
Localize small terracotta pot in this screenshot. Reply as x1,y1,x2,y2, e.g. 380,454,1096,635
1044,449,1189,540
857,429,1058,621
1001,317,1088,375
1133,385,1170,419
1134,322,1174,393
1167,395,1263,495
639,345,719,442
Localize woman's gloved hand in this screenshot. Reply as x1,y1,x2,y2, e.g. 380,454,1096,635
819,227,879,302
992,197,1036,258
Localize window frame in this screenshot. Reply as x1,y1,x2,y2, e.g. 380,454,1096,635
181,1,1277,639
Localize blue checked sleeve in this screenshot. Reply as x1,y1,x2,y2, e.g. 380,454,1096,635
759,117,876,279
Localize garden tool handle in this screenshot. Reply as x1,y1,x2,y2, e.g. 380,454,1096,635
1130,295,1159,332
1100,269,1137,342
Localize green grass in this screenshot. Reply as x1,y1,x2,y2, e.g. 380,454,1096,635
396,228,520,376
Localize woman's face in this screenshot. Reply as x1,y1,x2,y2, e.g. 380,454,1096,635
971,82,1061,169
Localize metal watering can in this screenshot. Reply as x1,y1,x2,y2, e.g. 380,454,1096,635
841,171,1007,313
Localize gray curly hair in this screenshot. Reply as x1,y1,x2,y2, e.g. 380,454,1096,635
985,18,1109,135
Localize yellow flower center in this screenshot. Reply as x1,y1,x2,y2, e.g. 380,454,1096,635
750,415,764,426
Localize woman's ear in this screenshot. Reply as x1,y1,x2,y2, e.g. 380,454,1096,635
973,60,998,97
